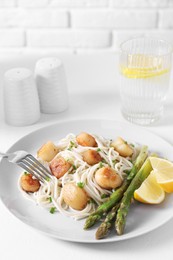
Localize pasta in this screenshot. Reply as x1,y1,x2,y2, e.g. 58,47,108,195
19,133,139,220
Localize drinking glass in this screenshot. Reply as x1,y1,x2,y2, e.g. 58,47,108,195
119,37,172,125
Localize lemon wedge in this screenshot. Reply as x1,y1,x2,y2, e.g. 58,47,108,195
150,157,173,193
134,170,165,204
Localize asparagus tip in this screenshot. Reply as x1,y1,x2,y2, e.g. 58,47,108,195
115,218,124,235
84,214,101,230
95,223,110,240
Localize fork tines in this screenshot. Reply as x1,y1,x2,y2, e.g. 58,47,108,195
17,154,52,183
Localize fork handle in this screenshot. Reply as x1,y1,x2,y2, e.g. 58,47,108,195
0,152,9,158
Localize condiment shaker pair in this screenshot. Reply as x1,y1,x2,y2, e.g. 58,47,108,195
3,57,68,126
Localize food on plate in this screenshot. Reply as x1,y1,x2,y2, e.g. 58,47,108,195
134,170,165,204
50,156,72,178
150,157,173,193
95,203,120,240
115,156,153,235
62,182,88,210
19,132,136,221
20,173,40,192
111,137,133,157
84,146,148,230
18,132,172,240
76,132,97,147
37,141,58,162
95,166,123,189
82,149,102,165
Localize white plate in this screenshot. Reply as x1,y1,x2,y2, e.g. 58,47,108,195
0,119,173,243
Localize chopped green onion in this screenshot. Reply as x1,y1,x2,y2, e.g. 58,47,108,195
72,164,77,170
49,197,52,203
49,207,56,214
97,148,101,152
46,176,50,182
24,171,28,175
68,141,76,151
88,198,97,204
124,169,131,175
101,194,108,199
77,182,85,188
112,159,119,164
99,162,104,168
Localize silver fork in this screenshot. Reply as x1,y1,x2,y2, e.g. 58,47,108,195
0,151,52,183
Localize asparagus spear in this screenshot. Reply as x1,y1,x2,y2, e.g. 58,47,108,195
95,203,120,240
84,180,129,229
115,157,153,235
84,146,148,229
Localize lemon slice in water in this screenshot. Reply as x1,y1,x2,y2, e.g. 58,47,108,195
121,54,169,79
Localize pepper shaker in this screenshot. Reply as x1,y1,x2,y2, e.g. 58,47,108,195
35,57,69,114
3,68,40,126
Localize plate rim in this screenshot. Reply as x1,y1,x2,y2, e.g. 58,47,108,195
4,118,168,153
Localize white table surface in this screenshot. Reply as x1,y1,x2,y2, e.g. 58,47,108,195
0,52,173,260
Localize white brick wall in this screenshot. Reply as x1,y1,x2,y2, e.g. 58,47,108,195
0,0,172,53
0,9,69,27
0,29,24,46
18,0,49,8
159,10,173,28
71,10,157,29
0,0,16,7
27,29,110,48
50,0,109,8
110,0,171,8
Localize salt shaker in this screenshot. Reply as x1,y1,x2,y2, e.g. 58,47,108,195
3,68,40,126
35,57,68,114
